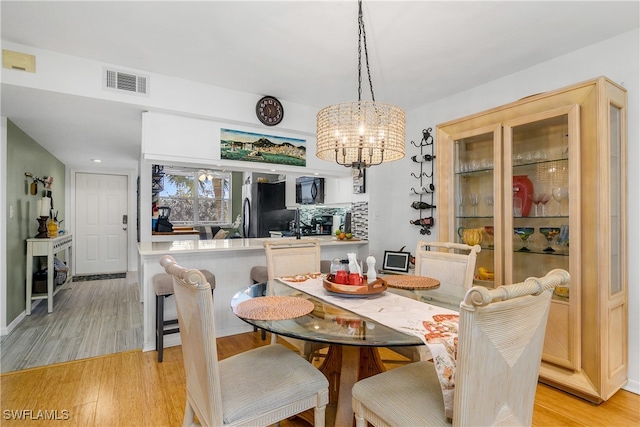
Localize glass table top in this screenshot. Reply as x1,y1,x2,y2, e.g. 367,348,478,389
231,280,425,348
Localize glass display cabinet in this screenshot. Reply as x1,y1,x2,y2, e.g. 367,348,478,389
436,77,627,403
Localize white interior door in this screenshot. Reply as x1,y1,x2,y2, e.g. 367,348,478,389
75,173,128,275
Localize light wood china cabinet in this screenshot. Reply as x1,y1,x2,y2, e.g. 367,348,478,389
436,77,627,402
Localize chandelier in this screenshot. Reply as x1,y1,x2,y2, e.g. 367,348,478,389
316,0,405,169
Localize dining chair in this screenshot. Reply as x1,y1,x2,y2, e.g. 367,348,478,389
352,268,570,427
263,238,329,361
159,255,329,427
389,241,481,362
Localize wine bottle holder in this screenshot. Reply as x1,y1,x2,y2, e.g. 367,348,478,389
410,128,435,235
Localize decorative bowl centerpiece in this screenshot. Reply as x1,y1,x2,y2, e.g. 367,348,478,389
323,275,387,296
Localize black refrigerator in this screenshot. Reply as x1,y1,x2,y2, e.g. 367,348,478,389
242,181,295,238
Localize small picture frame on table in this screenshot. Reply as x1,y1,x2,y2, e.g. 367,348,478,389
353,168,366,194
382,250,411,273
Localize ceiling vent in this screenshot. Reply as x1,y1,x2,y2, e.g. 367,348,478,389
103,67,149,96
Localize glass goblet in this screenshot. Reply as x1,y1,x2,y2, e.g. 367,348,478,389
539,193,551,217
514,227,535,252
485,194,494,214
457,193,467,216
469,193,479,216
552,187,569,216
539,227,561,252
531,193,543,217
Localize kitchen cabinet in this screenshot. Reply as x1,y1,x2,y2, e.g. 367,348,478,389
436,77,627,402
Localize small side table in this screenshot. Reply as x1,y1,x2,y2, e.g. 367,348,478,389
25,234,73,314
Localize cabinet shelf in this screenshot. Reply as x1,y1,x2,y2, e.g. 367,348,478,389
513,156,568,169
476,246,569,256
512,249,569,257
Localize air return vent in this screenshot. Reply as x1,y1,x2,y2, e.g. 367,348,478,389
103,67,149,96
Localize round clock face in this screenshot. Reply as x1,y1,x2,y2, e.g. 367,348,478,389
256,96,284,126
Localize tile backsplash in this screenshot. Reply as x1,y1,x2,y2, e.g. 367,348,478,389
299,202,368,240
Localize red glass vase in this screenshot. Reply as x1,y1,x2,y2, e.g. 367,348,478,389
513,175,534,217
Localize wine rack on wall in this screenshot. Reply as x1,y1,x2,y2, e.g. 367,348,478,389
410,128,435,235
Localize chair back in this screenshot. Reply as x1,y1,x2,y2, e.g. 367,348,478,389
263,238,322,280
453,269,570,426
414,241,480,299
160,255,222,427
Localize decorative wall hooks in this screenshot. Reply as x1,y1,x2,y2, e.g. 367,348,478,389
411,171,432,179
409,128,435,235
25,172,53,195
410,128,434,147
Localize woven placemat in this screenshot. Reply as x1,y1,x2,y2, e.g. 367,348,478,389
234,296,315,320
383,275,440,290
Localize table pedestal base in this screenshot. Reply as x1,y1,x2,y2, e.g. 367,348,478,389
317,344,386,426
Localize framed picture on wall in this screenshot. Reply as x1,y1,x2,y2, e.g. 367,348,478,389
353,168,366,194
220,128,306,167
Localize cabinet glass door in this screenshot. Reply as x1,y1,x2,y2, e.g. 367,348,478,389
453,126,499,286
504,105,580,371
503,106,578,298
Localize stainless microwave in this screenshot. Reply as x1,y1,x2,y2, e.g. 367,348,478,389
295,177,324,204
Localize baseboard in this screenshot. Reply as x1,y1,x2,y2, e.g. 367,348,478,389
1,311,24,336
0,305,36,336
623,379,640,395
73,272,127,282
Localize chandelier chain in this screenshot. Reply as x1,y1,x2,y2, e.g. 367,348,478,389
358,0,375,102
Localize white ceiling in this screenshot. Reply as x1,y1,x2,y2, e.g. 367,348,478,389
1,1,638,169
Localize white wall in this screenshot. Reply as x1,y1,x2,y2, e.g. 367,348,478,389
0,41,319,137
368,29,639,393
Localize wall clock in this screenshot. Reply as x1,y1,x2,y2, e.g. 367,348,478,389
256,96,284,126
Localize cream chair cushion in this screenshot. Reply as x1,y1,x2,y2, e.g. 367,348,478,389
220,344,329,424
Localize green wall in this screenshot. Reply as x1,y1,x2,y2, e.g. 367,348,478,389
231,171,243,223
6,120,65,324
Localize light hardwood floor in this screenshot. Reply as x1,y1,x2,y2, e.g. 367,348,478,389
0,274,142,373
1,332,638,426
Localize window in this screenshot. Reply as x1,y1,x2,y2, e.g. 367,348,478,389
156,166,231,226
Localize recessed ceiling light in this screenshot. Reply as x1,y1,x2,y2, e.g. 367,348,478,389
91,159,102,163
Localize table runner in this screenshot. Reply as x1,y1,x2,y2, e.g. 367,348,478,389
277,275,459,419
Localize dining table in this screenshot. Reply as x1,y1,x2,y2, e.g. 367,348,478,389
230,274,461,426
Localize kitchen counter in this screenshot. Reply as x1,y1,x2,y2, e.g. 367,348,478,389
137,236,368,352
138,235,365,255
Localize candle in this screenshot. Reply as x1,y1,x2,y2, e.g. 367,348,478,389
40,197,50,217
36,200,42,217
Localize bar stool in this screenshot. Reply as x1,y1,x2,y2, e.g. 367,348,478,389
250,266,268,284
153,270,216,362
250,266,269,340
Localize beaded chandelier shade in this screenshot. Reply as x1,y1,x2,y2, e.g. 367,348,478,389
316,0,405,169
